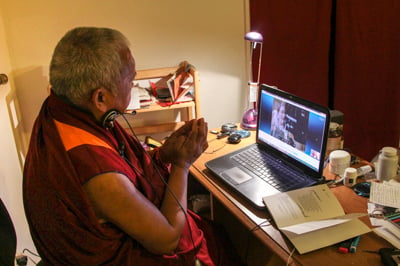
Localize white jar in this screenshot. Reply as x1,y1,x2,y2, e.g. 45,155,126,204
329,150,351,176
376,147,399,181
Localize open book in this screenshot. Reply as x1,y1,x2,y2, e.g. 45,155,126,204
263,184,371,254
152,64,194,103
167,66,194,102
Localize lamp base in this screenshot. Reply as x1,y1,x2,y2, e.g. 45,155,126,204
240,108,258,130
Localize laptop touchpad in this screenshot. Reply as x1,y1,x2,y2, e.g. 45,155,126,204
221,167,252,185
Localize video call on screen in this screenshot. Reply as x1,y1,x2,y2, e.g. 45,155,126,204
258,90,326,162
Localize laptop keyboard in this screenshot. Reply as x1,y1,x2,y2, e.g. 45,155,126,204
232,146,310,191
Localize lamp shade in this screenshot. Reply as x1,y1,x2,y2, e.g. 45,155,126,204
245,32,263,43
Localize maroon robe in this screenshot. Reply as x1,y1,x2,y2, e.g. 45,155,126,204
23,93,238,265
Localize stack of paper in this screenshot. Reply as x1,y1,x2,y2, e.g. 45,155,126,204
369,181,400,248
127,86,153,110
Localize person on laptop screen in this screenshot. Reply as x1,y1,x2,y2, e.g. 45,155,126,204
271,101,296,147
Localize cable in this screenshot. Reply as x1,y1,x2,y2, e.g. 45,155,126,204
22,248,41,265
119,112,198,257
250,220,270,232
120,113,187,216
244,220,270,264
113,129,162,204
204,143,226,154
22,248,40,258
286,248,296,266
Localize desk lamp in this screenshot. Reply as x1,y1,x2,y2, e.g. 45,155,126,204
241,31,263,130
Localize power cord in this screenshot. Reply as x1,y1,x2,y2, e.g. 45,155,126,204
15,248,41,265
286,248,296,266
243,220,270,264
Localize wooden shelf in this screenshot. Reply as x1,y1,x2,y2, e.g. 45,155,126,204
133,101,195,114
122,61,200,140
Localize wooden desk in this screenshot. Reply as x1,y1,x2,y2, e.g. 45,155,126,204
189,128,393,265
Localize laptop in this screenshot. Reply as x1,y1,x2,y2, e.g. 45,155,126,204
205,84,330,209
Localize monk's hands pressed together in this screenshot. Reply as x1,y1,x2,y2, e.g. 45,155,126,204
160,118,208,169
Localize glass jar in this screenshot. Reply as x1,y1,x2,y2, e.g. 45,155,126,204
325,122,343,158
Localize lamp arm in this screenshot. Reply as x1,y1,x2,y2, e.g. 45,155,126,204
256,44,263,85
248,44,254,82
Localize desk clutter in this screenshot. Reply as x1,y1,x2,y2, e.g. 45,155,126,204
326,146,399,184
195,119,398,265
206,119,399,260
262,145,399,258
325,144,400,250
210,123,251,144
204,86,398,259
368,181,400,250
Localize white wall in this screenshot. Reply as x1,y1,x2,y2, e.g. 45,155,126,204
0,7,37,258
0,0,249,258
2,0,249,134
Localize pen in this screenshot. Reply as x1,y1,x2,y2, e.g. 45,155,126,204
338,238,353,253
385,212,400,219
349,236,361,253
386,213,400,221
391,218,400,223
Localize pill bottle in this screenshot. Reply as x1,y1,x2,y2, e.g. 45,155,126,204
344,167,357,187
325,122,343,158
376,147,399,181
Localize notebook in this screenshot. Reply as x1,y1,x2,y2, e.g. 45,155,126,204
205,84,330,209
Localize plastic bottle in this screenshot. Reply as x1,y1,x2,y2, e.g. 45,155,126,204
344,167,357,187
356,165,373,177
376,147,399,181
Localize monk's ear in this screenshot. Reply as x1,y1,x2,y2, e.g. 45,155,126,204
91,87,110,112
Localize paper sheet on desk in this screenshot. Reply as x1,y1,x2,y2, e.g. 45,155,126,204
281,219,349,234
284,219,371,254
281,213,366,234
370,181,400,209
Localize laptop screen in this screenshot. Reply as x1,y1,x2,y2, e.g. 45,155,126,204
257,85,329,173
